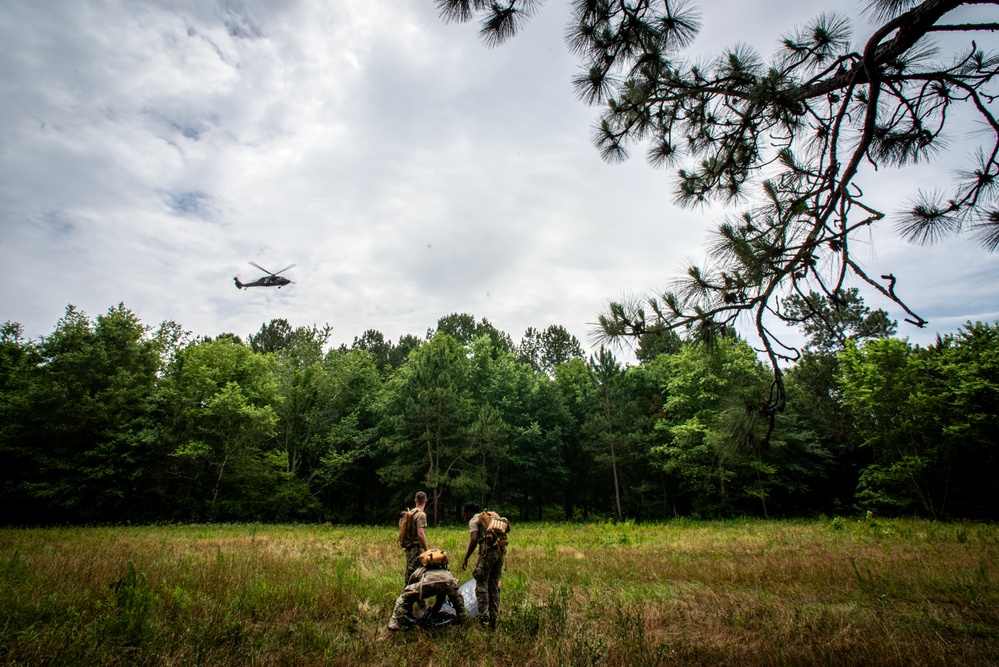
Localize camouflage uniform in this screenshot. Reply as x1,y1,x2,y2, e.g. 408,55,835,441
387,566,467,631
400,508,428,583
470,513,507,628
404,543,424,583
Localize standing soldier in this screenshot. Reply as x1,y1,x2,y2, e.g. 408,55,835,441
398,491,429,583
461,502,510,630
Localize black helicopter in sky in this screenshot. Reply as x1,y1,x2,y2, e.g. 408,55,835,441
234,262,296,289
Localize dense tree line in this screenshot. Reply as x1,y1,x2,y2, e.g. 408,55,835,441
1,299,996,525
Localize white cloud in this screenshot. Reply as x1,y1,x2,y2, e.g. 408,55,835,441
1,0,996,359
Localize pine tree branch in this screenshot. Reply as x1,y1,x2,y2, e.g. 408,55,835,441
793,0,967,100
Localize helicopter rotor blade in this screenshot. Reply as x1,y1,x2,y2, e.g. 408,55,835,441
249,261,271,275
273,264,297,276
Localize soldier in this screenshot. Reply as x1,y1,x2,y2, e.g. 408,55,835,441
381,549,466,639
398,491,429,583
461,502,509,630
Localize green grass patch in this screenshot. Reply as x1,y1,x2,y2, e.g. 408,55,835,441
0,518,996,665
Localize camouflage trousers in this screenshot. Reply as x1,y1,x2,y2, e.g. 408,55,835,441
403,545,423,583
473,545,505,626
387,578,467,631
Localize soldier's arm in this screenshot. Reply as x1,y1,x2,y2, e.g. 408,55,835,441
461,528,478,570
417,524,428,551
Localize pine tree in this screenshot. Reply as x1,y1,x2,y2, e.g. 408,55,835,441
437,0,999,415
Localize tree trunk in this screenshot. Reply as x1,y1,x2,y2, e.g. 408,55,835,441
604,384,623,522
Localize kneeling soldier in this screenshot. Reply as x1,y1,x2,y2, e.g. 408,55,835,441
383,549,466,638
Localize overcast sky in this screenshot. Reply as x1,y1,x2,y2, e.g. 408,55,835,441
2,0,997,357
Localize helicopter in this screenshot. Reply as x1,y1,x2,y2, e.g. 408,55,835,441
234,262,296,289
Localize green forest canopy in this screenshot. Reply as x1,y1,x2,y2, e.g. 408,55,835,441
1,297,996,525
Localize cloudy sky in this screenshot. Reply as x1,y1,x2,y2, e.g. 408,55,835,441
2,0,997,357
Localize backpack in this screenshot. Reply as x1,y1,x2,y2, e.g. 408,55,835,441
417,548,449,569
478,510,510,548
398,508,420,547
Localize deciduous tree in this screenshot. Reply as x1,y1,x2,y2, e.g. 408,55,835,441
837,323,999,519
379,334,476,524
517,324,586,375
644,336,774,516
0,305,160,523
156,337,281,520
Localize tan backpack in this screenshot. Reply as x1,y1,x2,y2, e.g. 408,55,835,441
417,548,449,569
478,510,511,548
397,508,420,547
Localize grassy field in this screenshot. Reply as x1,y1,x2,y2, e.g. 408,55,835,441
0,518,996,666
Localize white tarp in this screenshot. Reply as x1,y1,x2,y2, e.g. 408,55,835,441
418,577,477,625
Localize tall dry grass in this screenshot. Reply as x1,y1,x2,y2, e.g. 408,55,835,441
0,518,995,666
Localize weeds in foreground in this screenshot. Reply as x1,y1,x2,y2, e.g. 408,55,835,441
0,519,996,666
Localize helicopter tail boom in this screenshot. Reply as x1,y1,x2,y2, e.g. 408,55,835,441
234,277,244,290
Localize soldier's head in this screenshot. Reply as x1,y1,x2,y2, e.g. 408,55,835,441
463,502,480,520
414,491,427,508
